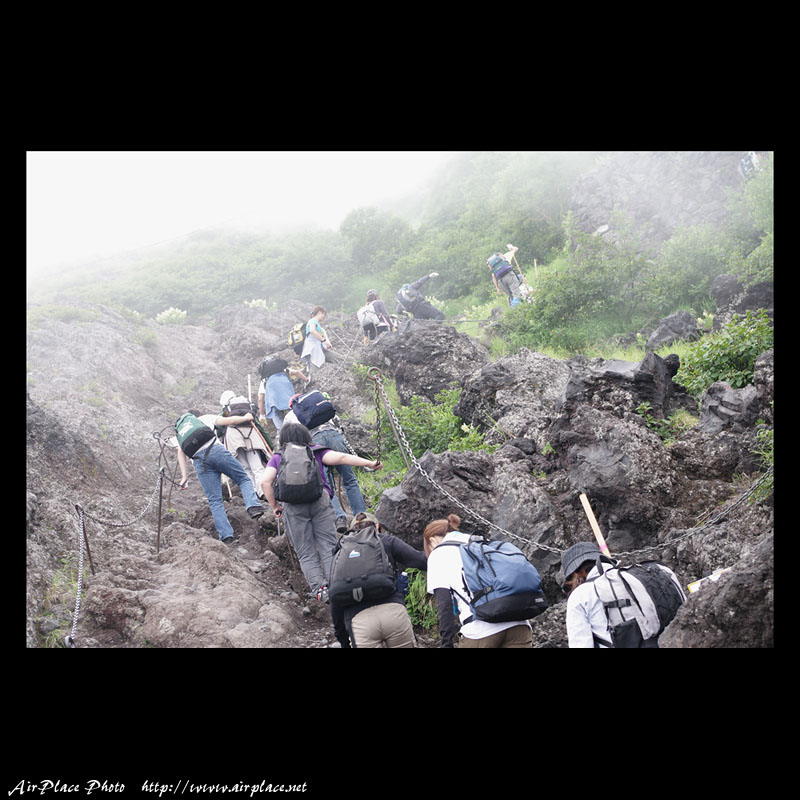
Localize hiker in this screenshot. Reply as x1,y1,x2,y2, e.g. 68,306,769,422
357,289,393,342
175,409,264,544
488,244,523,306
560,541,685,648
256,355,307,433
218,390,272,499
395,273,445,321
330,512,427,648
423,514,533,648
261,422,382,603
560,542,613,648
300,306,341,376
283,392,368,533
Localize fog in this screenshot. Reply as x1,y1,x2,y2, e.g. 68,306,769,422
26,151,460,278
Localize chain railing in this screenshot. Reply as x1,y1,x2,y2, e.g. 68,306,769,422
65,469,165,648
367,367,773,562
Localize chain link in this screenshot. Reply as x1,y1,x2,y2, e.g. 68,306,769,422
65,506,87,647
369,369,563,556
80,471,164,528
611,464,774,560
65,471,164,647
368,369,773,561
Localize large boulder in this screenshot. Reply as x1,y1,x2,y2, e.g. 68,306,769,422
661,529,773,648
455,348,572,447
696,381,761,435
646,310,701,352
362,318,490,404
557,351,692,419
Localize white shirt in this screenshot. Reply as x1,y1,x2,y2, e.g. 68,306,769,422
193,414,219,455
565,565,612,648
427,531,530,640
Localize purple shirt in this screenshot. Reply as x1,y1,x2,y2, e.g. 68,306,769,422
267,446,333,498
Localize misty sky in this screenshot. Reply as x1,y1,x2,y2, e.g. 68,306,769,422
26,151,459,276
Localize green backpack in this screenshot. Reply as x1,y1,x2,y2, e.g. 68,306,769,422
175,413,215,457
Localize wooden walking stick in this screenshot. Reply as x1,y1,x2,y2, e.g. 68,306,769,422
579,493,611,556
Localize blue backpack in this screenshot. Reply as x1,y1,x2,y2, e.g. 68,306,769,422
443,535,548,624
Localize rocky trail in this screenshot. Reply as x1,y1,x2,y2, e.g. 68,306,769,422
26,270,774,648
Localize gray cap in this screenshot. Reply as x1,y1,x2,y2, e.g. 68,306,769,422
561,542,603,579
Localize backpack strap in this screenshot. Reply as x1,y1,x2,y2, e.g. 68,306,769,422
437,540,476,625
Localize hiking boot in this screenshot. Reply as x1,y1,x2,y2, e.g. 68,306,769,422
247,505,265,519
335,515,348,533
316,584,329,604
222,536,237,545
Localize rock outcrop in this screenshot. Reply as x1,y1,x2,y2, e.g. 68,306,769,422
26,295,774,648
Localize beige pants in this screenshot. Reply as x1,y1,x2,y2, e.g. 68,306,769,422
458,624,532,648
350,603,416,648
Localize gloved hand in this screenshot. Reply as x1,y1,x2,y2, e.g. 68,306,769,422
429,272,439,277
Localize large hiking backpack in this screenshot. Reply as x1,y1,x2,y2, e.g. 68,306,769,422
356,302,381,328
291,390,336,429
329,526,397,607
488,253,513,278
273,443,323,504
175,413,215,457
258,356,288,380
287,323,306,353
588,560,686,648
443,536,548,624
224,400,257,417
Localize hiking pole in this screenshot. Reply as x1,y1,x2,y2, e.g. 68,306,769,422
510,248,534,292
250,419,273,456
579,493,611,556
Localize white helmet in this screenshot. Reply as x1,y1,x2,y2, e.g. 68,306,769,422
219,390,236,407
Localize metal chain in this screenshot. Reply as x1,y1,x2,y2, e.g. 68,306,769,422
368,368,773,561
369,369,562,556
65,506,87,648
373,377,383,464
65,471,164,648
611,464,774,560
80,471,164,528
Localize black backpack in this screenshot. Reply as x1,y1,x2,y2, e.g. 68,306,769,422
291,390,336,429
329,526,397,606
273,443,323,504
588,560,686,648
258,357,288,380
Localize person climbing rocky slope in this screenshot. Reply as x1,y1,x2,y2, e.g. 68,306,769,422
26,283,773,648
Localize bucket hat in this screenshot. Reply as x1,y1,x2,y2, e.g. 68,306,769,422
561,542,603,579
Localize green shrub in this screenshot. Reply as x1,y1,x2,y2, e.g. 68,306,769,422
404,568,439,630
674,309,773,399
394,386,496,459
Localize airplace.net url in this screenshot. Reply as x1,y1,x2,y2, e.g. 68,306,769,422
142,782,309,797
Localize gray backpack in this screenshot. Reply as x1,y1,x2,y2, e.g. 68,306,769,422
273,443,323,504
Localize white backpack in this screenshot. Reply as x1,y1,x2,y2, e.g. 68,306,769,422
357,302,381,328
